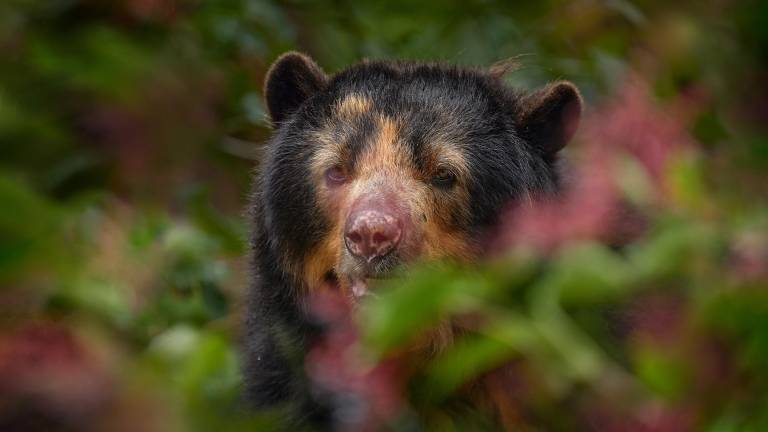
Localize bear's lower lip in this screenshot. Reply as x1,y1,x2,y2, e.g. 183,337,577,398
347,274,392,299
324,270,386,300
350,277,368,298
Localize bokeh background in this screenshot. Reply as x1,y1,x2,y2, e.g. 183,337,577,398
1,1,767,431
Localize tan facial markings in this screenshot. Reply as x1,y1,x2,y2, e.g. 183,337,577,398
335,93,373,119
303,102,477,293
355,115,413,180
428,143,472,182
418,139,475,261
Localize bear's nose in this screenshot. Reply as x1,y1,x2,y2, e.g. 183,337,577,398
344,209,402,261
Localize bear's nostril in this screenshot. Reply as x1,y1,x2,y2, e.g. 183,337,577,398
372,232,388,245
348,232,362,245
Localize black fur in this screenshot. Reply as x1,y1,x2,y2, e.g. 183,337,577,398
243,53,581,427
264,52,328,126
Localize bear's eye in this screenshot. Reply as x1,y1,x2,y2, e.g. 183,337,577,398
325,165,348,186
431,169,457,189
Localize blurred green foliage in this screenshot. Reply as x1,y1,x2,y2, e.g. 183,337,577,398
1,0,767,431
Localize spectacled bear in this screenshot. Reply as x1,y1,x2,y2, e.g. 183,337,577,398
243,52,582,427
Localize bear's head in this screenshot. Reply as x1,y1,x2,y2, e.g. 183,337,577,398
259,52,581,299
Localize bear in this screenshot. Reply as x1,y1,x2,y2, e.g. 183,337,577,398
243,52,582,427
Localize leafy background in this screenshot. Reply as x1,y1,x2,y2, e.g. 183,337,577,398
1,0,767,431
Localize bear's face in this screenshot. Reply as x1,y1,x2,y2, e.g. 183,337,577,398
260,53,581,298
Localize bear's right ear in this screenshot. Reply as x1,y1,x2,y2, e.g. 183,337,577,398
264,52,328,127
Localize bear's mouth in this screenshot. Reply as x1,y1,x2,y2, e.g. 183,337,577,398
321,248,404,300
323,246,408,301
322,270,388,300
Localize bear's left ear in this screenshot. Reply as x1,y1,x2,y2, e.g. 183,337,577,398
264,52,328,127
517,81,582,158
